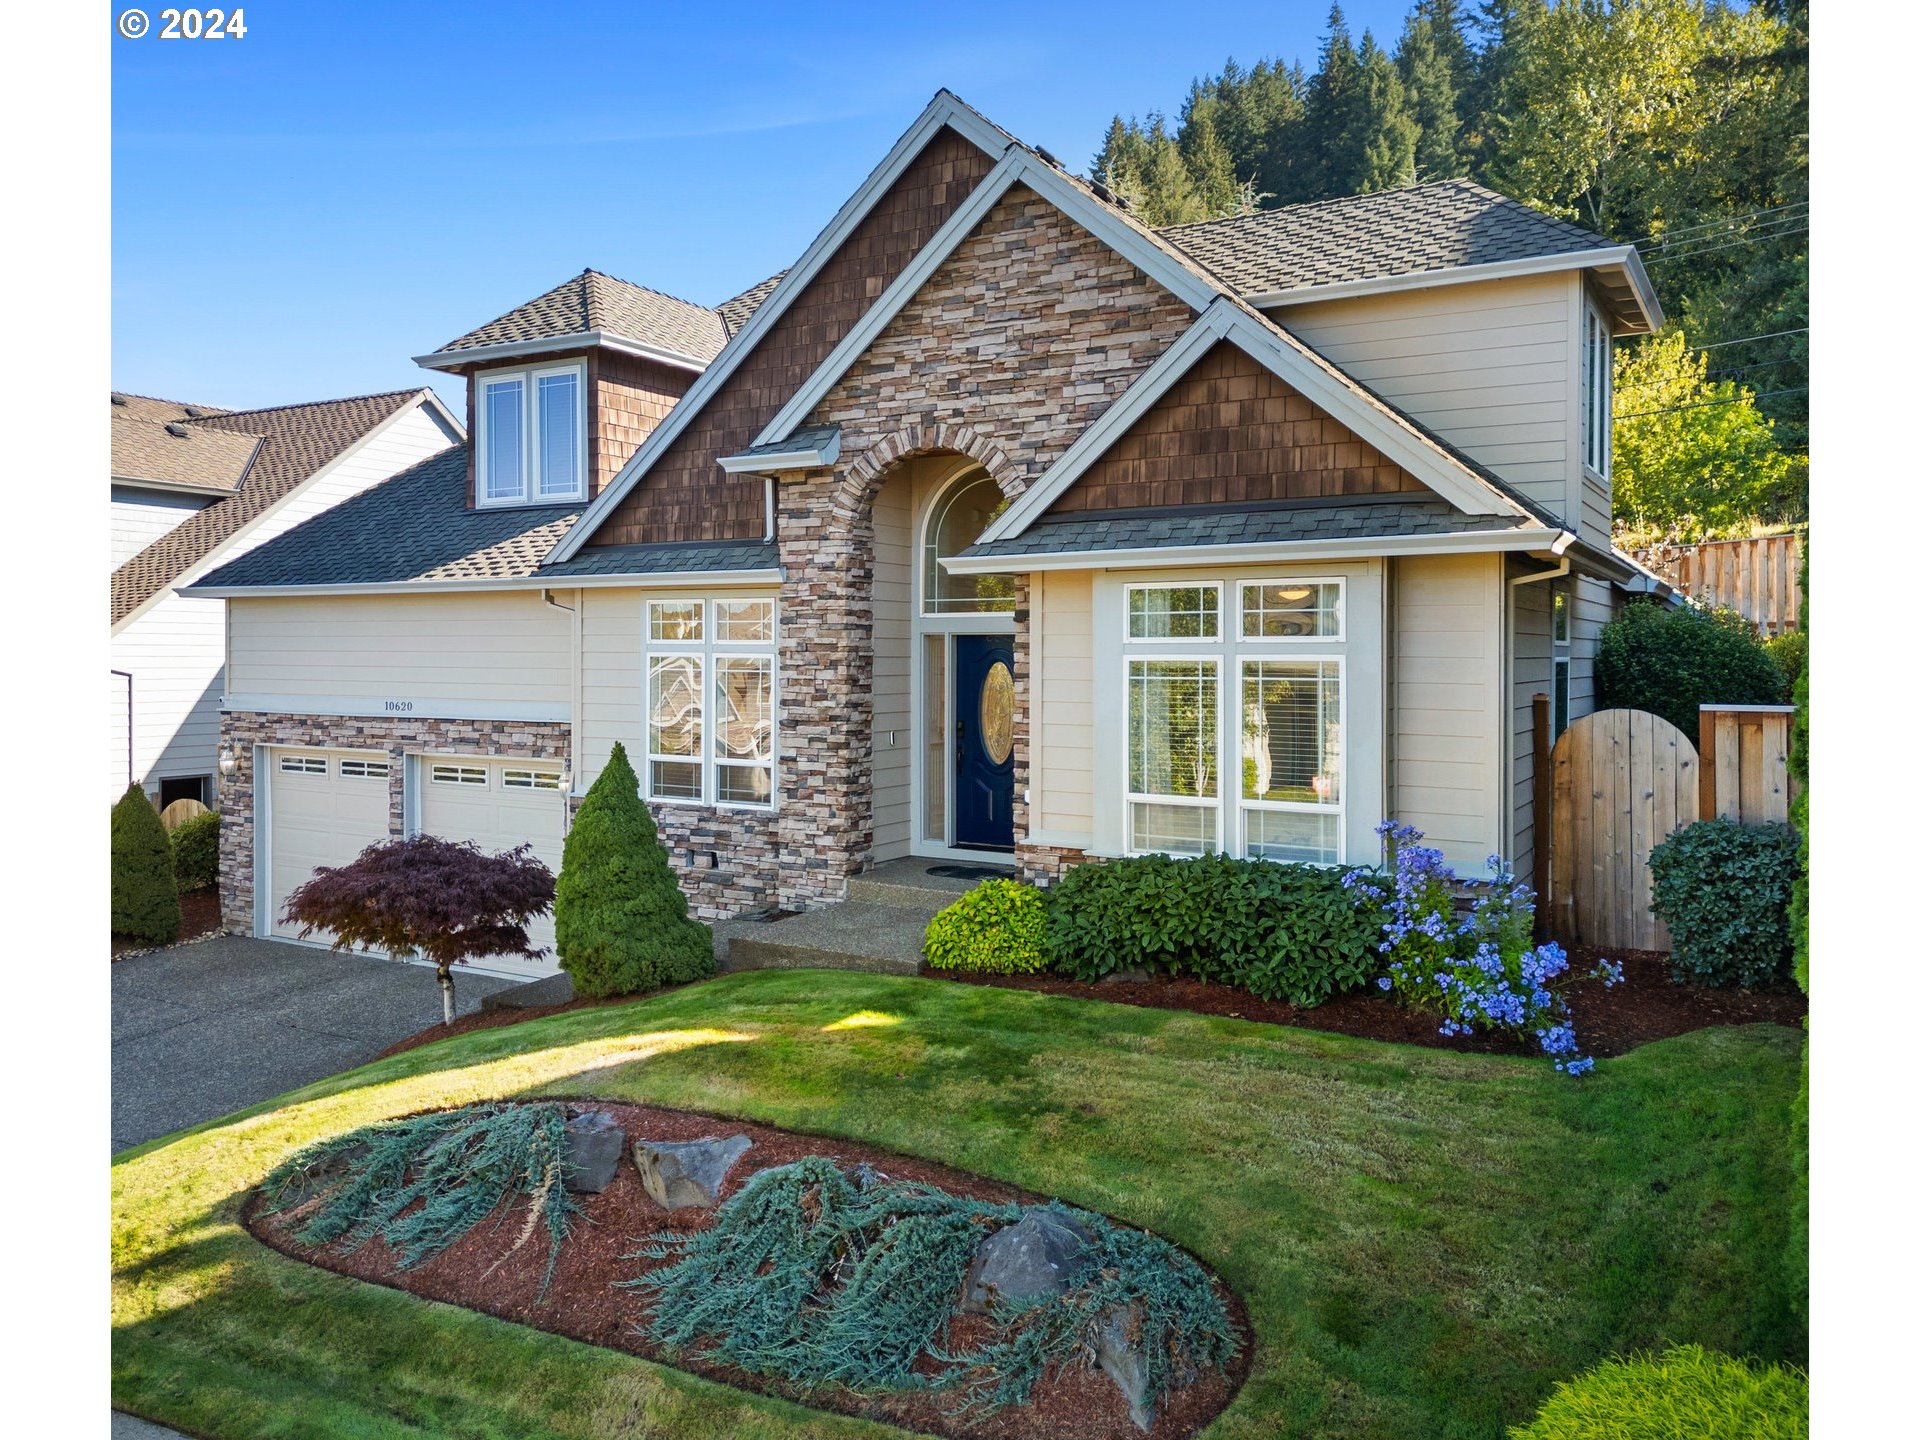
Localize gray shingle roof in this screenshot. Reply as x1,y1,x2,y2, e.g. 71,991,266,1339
715,271,786,335
432,268,728,364
110,392,232,423
193,445,780,590
961,494,1548,559
112,390,429,623
1157,179,1614,296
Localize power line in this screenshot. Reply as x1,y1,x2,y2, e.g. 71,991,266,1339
1629,201,1807,248
1616,385,1808,420
1693,327,1809,350
1641,222,1808,265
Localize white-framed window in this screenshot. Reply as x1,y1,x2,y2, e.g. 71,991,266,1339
502,767,562,790
338,758,391,780
1122,578,1346,864
1582,301,1612,478
278,754,327,775
921,469,1014,615
476,360,586,506
431,763,489,787
1551,586,1572,740
644,597,777,809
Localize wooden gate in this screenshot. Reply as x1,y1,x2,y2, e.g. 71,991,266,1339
1548,709,1699,950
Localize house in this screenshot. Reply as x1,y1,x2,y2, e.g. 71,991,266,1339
189,91,1671,978
109,388,464,806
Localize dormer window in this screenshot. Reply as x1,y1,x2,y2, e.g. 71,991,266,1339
476,361,585,506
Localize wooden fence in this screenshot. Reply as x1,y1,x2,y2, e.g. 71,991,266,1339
1534,701,1797,950
1628,532,1803,635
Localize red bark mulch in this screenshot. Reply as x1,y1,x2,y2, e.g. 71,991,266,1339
111,887,224,960
246,1100,1248,1440
381,946,1804,1064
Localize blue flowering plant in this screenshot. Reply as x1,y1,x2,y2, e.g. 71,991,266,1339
1345,822,1623,1075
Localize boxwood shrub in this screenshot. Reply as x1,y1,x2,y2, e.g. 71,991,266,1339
923,879,1049,974
112,784,180,944
171,809,221,893
1595,600,1787,745
1510,1345,1807,1440
1045,853,1381,1006
1649,817,1801,988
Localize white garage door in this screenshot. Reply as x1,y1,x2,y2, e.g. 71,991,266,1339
417,757,567,979
267,749,392,941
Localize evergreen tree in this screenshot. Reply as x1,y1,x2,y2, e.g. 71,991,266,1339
1300,5,1364,199
112,784,181,944
1355,32,1419,191
1177,95,1248,218
553,742,713,998
1397,1,1468,179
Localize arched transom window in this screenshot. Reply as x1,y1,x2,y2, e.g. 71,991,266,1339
921,468,1013,615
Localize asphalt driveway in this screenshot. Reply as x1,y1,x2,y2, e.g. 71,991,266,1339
112,935,515,1152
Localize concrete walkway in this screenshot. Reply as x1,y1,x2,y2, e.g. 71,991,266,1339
112,935,514,1153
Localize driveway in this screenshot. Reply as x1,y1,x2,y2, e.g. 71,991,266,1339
112,935,515,1152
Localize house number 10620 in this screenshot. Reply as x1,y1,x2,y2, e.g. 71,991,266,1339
383,700,414,713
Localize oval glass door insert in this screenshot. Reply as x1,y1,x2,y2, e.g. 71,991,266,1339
980,661,1014,765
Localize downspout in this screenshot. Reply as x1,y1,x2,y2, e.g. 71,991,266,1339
111,670,134,793
1505,550,1572,884
542,589,580,835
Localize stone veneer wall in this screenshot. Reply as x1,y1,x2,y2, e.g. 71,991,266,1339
216,711,781,934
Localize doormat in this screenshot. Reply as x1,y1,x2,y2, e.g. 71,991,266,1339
924,864,1015,881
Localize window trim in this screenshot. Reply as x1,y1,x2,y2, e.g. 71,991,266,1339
642,596,779,812
338,758,391,780
1236,654,1345,861
474,359,588,508
1551,585,1573,740
502,766,562,790
1581,299,1612,481
1123,653,1222,857
1123,581,1223,644
278,754,327,775
1237,576,1346,642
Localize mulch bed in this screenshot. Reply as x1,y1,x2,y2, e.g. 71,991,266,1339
940,945,1807,1060
246,1100,1249,1440
381,946,1804,1065
111,887,223,960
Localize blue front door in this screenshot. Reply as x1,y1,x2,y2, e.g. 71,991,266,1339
953,634,1016,851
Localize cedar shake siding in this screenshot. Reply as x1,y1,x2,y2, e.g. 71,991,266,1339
589,125,998,547
459,350,692,506
1047,340,1433,515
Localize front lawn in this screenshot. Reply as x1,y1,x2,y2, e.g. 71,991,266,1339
112,969,1805,1438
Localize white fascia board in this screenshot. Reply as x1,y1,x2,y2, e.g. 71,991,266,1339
982,303,1524,544
716,431,843,473
110,475,236,499
941,527,1569,576
413,331,708,375
546,94,1012,566
1248,246,1663,334
184,567,785,601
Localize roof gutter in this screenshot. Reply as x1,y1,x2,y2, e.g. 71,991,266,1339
413,330,710,375
110,474,239,499
942,527,1575,576
716,430,843,473
182,567,785,601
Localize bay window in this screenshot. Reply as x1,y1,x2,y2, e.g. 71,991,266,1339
476,361,585,505
644,598,776,808
1122,578,1346,863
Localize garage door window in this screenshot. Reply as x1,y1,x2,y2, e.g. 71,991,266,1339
279,755,327,775
431,763,489,787
645,597,777,810
503,767,562,790
339,759,390,780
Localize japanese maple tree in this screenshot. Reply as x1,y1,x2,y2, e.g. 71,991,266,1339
281,834,556,1023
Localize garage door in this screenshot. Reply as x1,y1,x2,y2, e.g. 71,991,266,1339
267,749,392,941
417,757,567,979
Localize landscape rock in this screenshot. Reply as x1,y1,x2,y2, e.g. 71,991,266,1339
633,1134,753,1209
1094,1300,1155,1433
562,1110,627,1194
959,1207,1091,1314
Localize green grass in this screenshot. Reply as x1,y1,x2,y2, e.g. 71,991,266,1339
113,970,1806,1438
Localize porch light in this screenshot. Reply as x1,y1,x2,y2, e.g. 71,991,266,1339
217,745,239,779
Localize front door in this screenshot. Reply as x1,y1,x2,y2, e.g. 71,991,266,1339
953,634,1016,851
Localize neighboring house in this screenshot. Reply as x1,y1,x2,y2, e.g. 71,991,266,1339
190,91,1673,978
109,388,464,805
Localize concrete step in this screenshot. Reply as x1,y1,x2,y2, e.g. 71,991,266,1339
843,857,1013,914
724,901,930,976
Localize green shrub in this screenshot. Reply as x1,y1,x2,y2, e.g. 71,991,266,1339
553,742,713,997
924,879,1048,974
1509,1345,1807,1440
112,784,181,944
1763,627,1807,689
170,809,221,893
1045,852,1380,1006
1649,818,1801,989
1595,601,1788,745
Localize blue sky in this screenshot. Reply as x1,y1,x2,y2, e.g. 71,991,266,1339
112,1,1417,414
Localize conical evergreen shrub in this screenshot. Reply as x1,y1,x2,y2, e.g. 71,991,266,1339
112,784,181,944
555,742,713,997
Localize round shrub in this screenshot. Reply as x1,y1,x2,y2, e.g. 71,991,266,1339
1045,853,1381,1005
171,809,221,893
1595,601,1787,745
1649,818,1801,988
1509,1345,1807,1440
1763,628,1807,689
112,784,181,944
554,742,714,997
923,879,1048,974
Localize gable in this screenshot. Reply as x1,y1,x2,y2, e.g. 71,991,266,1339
588,125,997,548
1040,340,1433,517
